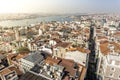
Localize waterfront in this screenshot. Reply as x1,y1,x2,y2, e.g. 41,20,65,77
0,16,73,27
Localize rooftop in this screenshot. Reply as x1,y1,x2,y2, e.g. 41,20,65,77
30,54,86,80
67,47,90,54
55,42,71,48
18,71,48,80
59,59,76,77
113,31,120,36
24,52,44,63
45,56,61,65
65,50,87,66
100,41,120,55
0,65,23,77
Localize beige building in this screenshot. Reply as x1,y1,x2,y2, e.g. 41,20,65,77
52,42,71,58
95,26,120,80
0,65,23,80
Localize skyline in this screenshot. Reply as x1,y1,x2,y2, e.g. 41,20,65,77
0,0,120,14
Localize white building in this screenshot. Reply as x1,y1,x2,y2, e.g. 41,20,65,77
38,29,43,36
95,27,120,80
65,51,88,66
21,52,44,71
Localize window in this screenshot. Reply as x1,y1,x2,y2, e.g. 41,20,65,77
56,52,57,56
109,79,112,80
111,68,115,71
111,61,115,65
110,73,113,77
61,53,63,57
119,75,120,79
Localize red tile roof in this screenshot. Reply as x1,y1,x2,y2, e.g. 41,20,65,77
97,36,108,40
45,56,86,80
59,59,76,77
100,41,120,55
0,65,23,77
67,47,90,54
113,31,120,36
45,56,61,65
55,42,71,48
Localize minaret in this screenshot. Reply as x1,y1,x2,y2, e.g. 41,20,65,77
38,28,43,36
14,29,20,41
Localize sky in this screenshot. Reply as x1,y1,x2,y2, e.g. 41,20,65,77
0,0,120,14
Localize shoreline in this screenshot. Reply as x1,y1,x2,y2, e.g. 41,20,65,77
0,16,73,27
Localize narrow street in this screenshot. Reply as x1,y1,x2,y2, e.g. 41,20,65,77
85,26,97,80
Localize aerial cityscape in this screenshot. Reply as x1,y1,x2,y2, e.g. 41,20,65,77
0,0,120,80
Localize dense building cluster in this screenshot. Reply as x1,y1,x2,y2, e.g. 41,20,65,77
0,14,120,80
0,17,91,80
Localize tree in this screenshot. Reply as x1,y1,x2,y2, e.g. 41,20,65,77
17,47,30,53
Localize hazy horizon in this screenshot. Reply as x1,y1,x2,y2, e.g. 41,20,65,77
0,0,120,14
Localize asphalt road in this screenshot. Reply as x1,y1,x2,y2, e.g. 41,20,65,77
85,26,98,80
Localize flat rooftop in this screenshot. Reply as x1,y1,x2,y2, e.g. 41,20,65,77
18,71,48,80
24,52,44,63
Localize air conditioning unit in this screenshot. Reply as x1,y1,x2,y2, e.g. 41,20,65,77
50,75,53,78
40,69,43,73
49,66,52,70
47,71,51,75
43,65,47,71
56,72,61,76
